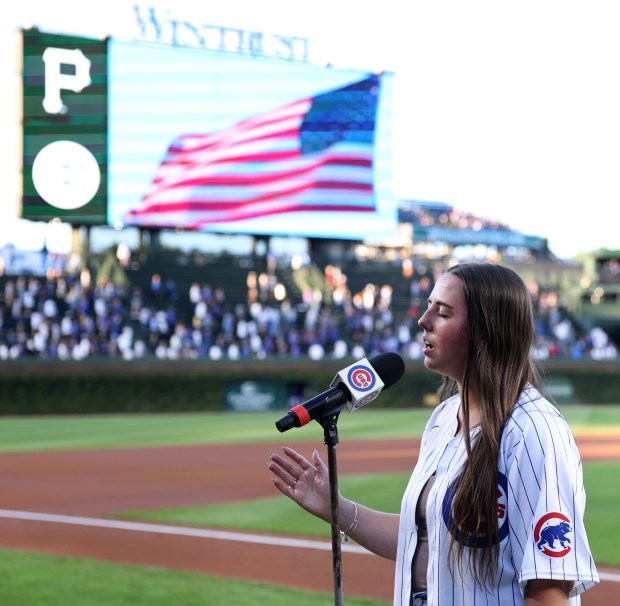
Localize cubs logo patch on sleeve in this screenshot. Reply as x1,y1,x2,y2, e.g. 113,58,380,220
535,512,573,558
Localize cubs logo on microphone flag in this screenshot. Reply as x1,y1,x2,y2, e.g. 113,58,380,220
124,74,381,229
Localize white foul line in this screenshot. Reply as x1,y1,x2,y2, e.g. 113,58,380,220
0,509,368,554
0,509,617,584
599,570,620,583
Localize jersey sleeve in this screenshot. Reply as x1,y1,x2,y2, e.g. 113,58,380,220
502,402,599,598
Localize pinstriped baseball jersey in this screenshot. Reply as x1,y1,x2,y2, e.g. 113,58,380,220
394,386,599,605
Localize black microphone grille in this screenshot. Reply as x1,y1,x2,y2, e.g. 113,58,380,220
368,352,405,390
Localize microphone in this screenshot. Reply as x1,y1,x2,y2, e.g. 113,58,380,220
275,352,405,432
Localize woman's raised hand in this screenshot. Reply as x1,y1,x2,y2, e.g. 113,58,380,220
268,446,332,522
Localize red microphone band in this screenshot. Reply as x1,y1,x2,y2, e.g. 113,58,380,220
290,404,312,426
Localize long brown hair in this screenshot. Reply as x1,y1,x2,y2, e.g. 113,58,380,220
439,262,540,586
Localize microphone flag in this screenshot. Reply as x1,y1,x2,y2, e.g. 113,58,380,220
330,357,385,412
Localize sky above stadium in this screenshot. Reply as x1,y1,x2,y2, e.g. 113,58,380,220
3,0,620,259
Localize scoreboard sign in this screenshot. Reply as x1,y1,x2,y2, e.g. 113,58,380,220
21,28,396,239
22,29,108,224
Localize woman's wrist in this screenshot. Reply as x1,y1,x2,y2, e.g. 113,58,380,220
340,499,359,543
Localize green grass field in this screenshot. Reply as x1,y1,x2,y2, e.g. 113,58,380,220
0,548,389,606
1,405,618,452
0,408,432,452
0,405,618,606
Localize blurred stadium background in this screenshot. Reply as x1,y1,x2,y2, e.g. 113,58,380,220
0,7,619,605
2,19,618,395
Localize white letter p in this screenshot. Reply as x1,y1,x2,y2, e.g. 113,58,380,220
42,47,92,114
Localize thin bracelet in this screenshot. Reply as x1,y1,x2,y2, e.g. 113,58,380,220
340,500,359,543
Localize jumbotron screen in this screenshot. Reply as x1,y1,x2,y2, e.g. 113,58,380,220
23,30,397,240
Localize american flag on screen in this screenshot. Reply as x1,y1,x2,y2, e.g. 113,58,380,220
124,74,381,229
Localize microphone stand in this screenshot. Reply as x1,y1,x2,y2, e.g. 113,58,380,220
318,410,344,606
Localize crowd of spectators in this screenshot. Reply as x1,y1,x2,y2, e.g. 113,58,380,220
0,253,617,363
399,201,512,233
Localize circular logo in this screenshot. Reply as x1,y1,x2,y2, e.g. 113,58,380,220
350,391,380,410
442,471,509,547
534,512,572,558
347,365,376,392
32,141,101,210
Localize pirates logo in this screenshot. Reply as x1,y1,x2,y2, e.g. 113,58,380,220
442,472,509,547
535,512,573,558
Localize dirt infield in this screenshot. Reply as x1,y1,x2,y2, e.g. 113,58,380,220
0,434,618,604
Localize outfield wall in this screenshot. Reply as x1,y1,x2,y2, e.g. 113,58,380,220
0,359,618,415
